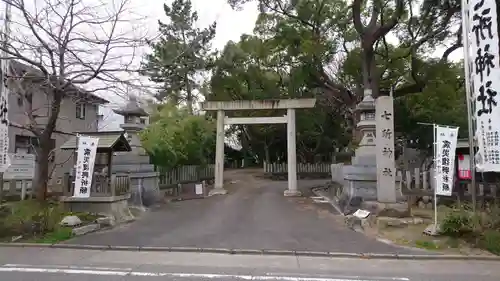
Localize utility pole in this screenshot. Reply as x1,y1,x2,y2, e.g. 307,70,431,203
0,0,12,203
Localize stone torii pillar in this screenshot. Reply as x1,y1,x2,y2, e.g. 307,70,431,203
202,99,316,196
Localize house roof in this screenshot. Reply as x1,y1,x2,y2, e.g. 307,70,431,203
9,60,109,104
112,96,149,116
60,131,131,152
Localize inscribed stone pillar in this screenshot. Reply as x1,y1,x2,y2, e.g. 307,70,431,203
376,96,397,203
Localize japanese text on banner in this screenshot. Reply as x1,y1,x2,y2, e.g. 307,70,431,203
469,0,500,171
73,136,99,198
435,126,459,196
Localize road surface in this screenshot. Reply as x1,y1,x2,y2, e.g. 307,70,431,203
0,247,498,281
63,170,424,254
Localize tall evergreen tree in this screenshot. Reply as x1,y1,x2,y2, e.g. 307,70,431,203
143,0,216,113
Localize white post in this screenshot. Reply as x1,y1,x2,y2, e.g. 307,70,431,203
284,108,300,196
21,180,26,200
433,124,438,233
461,0,476,212
209,110,228,196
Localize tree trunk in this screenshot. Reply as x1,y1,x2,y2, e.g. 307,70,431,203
361,47,379,97
264,144,270,164
33,88,63,202
185,74,193,114
34,145,50,201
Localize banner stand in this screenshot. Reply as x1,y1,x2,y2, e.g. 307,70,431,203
419,122,459,235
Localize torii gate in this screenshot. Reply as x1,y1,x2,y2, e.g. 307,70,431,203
201,99,316,197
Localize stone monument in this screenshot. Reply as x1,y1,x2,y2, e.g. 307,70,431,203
332,90,406,215
364,95,408,216
375,96,397,202
112,96,160,207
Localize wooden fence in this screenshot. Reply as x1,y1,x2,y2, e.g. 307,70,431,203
398,168,499,204
158,164,215,187
263,162,331,174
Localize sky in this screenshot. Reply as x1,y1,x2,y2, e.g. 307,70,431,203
98,0,259,131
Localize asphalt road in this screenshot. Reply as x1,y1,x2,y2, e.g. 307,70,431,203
0,247,499,281
63,170,421,254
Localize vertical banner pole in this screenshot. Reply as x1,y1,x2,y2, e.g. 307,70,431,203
433,124,438,231
461,0,477,212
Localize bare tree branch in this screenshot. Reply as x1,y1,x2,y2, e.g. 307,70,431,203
0,0,148,200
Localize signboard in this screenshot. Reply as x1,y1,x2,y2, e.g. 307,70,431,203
195,183,203,195
4,153,35,180
435,126,459,196
469,0,500,171
457,154,472,179
73,136,99,198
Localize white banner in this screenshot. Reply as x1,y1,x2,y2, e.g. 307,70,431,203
468,0,500,171
73,136,99,198
0,7,11,172
435,126,459,196
0,44,9,172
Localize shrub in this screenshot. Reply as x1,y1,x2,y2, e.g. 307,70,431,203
479,230,500,255
482,206,500,231
441,209,474,237
1,200,65,238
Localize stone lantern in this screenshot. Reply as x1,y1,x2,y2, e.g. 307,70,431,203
111,96,159,207
112,96,149,155
353,90,376,164
337,89,378,212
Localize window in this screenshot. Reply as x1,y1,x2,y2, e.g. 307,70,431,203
140,118,146,124
15,135,56,161
76,103,86,119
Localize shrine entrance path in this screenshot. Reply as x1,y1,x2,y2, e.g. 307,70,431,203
63,169,422,254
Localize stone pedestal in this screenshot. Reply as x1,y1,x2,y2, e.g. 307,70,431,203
208,187,228,196
60,194,134,223
111,154,159,207
283,189,302,197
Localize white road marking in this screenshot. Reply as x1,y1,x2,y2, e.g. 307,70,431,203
4,264,132,271
265,272,409,281
0,265,410,281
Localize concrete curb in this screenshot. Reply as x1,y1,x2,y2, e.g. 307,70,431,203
0,243,499,261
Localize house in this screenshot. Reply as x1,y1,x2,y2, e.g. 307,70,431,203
6,61,109,187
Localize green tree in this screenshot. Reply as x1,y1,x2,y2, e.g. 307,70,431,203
140,104,216,169
227,0,462,103
143,0,216,113
213,0,466,161
209,30,350,163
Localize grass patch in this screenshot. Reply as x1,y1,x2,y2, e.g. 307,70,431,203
27,227,74,243
445,237,460,248
414,240,441,250
1,200,100,243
